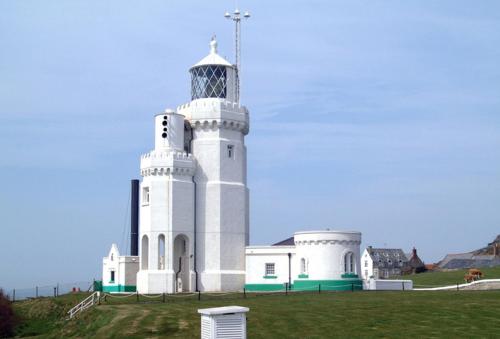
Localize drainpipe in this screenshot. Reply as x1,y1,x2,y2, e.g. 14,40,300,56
193,178,199,292
288,252,292,288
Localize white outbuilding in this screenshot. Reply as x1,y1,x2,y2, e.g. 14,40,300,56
245,230,363,291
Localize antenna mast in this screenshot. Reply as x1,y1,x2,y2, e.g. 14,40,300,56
224,8,250,103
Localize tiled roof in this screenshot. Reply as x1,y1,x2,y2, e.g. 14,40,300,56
272,236,295,246
368,248,409,269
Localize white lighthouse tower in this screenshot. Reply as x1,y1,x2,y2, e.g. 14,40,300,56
178,38,249,291
130,38,249,294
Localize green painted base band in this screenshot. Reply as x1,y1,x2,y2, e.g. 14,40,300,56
244,284,285,291
102,285,137,292
341,273,359,278
245,279,363,292
293,279,362,291
298,274,309,278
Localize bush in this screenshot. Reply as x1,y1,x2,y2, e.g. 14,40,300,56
0,289,18,338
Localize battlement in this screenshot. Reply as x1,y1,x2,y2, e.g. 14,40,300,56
177,98,249,134
140,150,196,177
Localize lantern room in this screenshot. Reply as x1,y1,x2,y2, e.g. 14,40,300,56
190,38,237,103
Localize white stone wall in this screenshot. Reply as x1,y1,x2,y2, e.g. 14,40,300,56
102,244,139,290
245,231,363,288
366,279,413,290
178,99,249,292
136,111,196,294
245,246,296,286
294,230,362,280
102,244,120,288
361,248,374,280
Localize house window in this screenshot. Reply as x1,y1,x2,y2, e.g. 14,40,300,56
300,258,306,274
111,254,114,261
227,145,234,158
365,270,368,278
110,271,115,283
265,263,275,276
364,260,368,267
142,187,150,205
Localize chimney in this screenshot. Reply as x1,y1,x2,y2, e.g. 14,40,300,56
130,179,140,256
412,247,417,258
495,243,499,257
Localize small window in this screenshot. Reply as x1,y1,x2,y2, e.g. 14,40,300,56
110,271,115,283
142,187,150,205
227,145,234,158
265,263,275,276
111,254,114,261
364,260,368,267
300,258,306,274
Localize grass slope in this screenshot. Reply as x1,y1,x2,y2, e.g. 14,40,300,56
394,267,500,287
14,290,500,338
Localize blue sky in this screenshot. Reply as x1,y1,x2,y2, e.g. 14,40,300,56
1,1,499,289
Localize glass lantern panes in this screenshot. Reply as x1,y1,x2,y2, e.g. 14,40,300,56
191,65,227,99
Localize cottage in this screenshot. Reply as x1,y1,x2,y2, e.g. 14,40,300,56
361,247,409,280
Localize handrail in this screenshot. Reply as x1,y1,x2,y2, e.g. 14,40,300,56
67,291,100,319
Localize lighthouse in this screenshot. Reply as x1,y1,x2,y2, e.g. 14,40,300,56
179,38,250,291
118,38,250,294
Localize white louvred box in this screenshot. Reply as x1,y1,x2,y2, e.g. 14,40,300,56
198,306,249,339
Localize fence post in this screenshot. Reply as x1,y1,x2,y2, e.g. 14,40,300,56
285,284,288,296
12,289,15,302
244,288,246,298
163,293,165,303
402,281,405,291
198,291,201,301
318,284,321,294
136,291,139,302
351,283,354,292
53,287,57,297
457,283,459,291
36,286,38,298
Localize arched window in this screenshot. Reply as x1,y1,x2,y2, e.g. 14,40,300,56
300,258,306,274
344,252,355,273
158,234,165,270
141,235,149,270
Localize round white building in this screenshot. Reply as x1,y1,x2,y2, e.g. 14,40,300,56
245,230,362,291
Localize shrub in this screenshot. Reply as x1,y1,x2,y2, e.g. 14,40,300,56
0,289,18,338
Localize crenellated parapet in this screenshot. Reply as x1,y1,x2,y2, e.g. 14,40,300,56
177,98,249,134
140,150,196,177
295,239,362,246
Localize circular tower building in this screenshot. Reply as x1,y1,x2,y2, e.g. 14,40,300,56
178,38,249,291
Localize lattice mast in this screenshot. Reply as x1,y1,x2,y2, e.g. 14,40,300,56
224,9,250,103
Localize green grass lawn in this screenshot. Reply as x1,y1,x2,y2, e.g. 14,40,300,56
13,289,500,338
393,266,500,287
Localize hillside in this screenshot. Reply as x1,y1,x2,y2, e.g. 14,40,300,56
394,266,500,287
13,290,500,338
